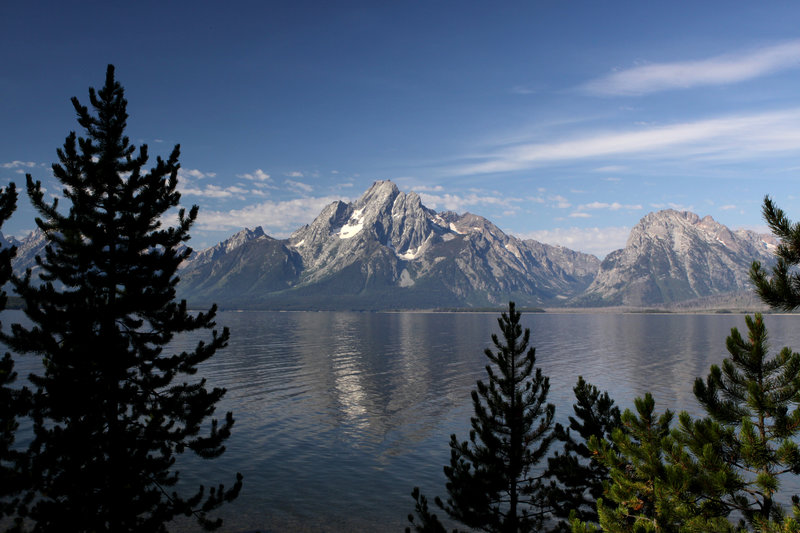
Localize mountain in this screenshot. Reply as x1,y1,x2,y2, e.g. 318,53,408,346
11,229,47,274
575,210,777,307
9,184,777,311
177,181,600,310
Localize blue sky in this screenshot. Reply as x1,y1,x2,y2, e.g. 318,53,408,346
2,1,800,257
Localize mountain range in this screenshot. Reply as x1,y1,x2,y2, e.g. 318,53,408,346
7,181,778,310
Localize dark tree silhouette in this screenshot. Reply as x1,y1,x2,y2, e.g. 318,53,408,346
408,302,555,532
0,183,27,529
544,376,621,531
5,65,241,532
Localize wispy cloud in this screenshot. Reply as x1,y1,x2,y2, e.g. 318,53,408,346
510,85,537,95
195,196,343,235
550,195,571,209
287,171,304,178
585,40,800,95
410,184,445,193
578,201,642,211
181,184,246,199
285,179,313,193
593,165,627,173
519,226,632,258
457,109,800,175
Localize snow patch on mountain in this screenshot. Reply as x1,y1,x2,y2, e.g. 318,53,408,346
338,208,365,239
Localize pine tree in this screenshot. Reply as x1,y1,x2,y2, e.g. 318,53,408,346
408,302,556,532
572,394,736,533
691,313,800,528
544,376,621,531
5,65,241,532
750,196,800,311
0,183,28,529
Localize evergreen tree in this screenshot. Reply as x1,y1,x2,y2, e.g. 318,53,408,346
408,302,556,532
5,65,241,532
691,313,800,528
544,376,621,531
750,196,800,311
0,183,28,529
572,394,736,533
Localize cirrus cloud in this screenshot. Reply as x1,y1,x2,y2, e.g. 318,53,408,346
585,40,800,96
456,108,800,175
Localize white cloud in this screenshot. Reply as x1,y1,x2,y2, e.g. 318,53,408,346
238,169,272,182
568,212,592,218
410,184,445,193
195,196,344,235
181,184,240,199
456,109,800,175
550,195,571,209
650,202,695,212
519,226,632,258
1,161,36,169
579,201,642,211
287,171,304,178
285,179,313,193
720,204,737,210
585,40,800,95
179,168,216,180
418,192,514,212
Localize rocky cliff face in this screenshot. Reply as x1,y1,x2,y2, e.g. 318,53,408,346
576,210,776,306
177,180,600,309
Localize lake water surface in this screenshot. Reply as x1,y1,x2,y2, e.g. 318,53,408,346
9,310,800,531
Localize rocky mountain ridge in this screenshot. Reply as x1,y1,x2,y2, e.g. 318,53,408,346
176,180,600,309
6,181,778,310
577,209,776,306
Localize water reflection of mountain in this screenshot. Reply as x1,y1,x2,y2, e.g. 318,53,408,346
284,312,496,453
161,310,800,531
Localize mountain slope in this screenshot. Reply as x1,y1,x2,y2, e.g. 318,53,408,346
177,181,600,309
575,210,776,306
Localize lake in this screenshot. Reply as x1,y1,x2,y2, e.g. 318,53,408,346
7,310,800,531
